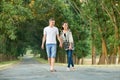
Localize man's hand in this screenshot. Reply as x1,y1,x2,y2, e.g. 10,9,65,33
41,34,46,49
57,34,62,48
41,44,44,49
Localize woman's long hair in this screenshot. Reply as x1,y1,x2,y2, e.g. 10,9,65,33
61,22,69,30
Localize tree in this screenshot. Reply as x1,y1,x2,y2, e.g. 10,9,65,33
0,0,32,61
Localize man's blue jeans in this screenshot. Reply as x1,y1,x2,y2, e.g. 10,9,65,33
66,50,74,68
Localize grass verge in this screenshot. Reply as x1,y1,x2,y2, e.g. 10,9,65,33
0,59,21,70
34,57,48,64
35,57,120,67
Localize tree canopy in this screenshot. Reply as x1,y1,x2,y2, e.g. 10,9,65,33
0,0,120,64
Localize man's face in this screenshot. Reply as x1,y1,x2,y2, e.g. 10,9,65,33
49,20,55,26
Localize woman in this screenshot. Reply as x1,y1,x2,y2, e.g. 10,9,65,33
60,22,75,71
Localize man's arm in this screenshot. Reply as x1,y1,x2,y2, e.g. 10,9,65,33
41,34,46,49
57,34,62,48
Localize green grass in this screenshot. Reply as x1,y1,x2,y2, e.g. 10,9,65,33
0,60,19,65
0,59,22,70
0,56,23,65
35,57,48,64
34,57,120,67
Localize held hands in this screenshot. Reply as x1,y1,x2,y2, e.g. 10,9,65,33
59,42,62,48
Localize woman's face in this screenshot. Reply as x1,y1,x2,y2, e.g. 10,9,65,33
62,23,68,30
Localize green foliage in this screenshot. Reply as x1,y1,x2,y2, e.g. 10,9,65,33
0,0,32,60
0,0,120,63
60,0,90,59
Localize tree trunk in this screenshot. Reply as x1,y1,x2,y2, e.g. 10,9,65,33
81,57,84,65
56,53,60,63
96,4,108,64
98,26,108,64
65,54,67,63
0,54,2,62
102,0,120,64
73,55,76,64
98,37,108,64
113,12,119,64
91,23,96,65
109,47,117,64
98,53,105,64
78,58,81,65
92,43,96,65
118,46,120,64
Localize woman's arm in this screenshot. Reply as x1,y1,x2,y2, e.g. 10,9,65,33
69,32,74,49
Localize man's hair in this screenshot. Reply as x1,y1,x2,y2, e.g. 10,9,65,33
49,18,55,21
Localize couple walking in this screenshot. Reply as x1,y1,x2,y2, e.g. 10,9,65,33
41,18,74,72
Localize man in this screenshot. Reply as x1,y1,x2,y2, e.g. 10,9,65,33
41,18,62,72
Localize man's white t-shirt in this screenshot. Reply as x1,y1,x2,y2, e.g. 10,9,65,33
44,26,59,44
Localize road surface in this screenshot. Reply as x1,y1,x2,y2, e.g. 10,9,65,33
0,56,120,80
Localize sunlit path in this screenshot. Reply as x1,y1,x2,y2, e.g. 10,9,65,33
0,56,120,80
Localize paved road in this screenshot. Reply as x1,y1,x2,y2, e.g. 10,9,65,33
0,56,120,80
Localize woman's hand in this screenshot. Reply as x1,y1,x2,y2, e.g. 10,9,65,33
69,45,72,50
59,42,62,48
